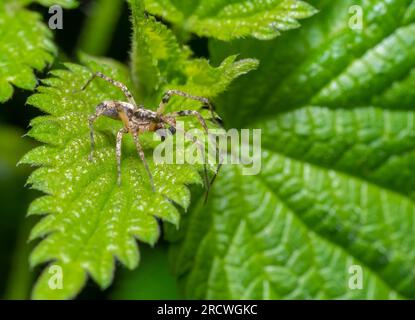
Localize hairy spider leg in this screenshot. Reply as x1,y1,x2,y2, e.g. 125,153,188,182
157,91,224,200
88,102,117,161
116,127,129,186
164,110,225,203
157,90,219,123
133,132,156,192
159,117,214,200
166,110,209,133
205,163,222,203
81,71,138,107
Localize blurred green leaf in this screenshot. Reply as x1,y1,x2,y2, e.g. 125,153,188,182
0,126,32,172
77,0,124,56
0,125,34,299
0,0,78,103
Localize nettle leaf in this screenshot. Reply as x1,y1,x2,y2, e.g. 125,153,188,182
0,0,77,103
167,0,415,299
143,0,317,41
22,2,257,298
130,0,258,102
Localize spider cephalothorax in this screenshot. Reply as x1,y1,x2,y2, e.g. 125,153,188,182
81,72,220,196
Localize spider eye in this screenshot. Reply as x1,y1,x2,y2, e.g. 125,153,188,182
169,126,176,135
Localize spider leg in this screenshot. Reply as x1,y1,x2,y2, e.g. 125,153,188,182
159,119,211,199
157,90,219,123
88,102,113,161
116,127,129,186
81,71,138,107
166,110,209,134
182,128,210,199
133,132,156,193
204,163,223,204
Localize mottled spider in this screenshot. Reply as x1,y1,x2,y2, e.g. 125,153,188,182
80,72,220,195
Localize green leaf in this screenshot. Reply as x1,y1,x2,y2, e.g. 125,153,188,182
22,5,257,298
0,0,77,103
143,0,317,41
129,0,258,100
168,0,415,299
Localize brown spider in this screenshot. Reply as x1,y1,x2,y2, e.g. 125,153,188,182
80,72,220,196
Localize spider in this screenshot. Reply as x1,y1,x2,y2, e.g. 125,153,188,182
80,72,221,197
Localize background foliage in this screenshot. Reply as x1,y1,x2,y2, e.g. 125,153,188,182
1,0,415,300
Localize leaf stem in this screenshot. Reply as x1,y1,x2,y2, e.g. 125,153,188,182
77,0,124,56
3,217,34,300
